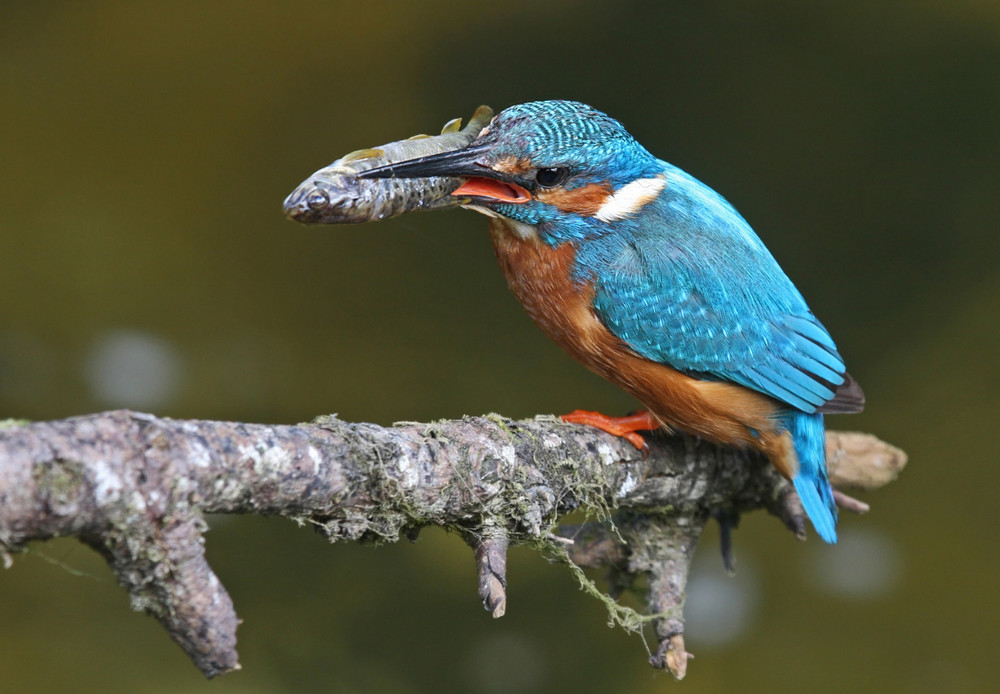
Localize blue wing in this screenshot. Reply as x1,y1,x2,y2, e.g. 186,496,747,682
583,164,850,414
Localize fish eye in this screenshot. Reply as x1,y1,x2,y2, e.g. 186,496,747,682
535,167,569,188
306,189,330,210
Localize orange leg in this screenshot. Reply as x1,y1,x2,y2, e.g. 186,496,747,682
560,409,660,451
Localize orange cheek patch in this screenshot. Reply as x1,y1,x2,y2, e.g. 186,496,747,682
535,183,612,216
492,156,534,176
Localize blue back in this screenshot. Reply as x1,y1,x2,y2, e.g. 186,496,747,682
582,164,847,413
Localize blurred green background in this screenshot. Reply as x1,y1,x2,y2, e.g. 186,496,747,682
2,1,998,692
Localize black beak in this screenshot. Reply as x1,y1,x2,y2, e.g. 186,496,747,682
357,143,494,180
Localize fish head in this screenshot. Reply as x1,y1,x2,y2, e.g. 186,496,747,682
282,166,365,224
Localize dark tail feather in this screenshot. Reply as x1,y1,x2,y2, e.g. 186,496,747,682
817,372,865,414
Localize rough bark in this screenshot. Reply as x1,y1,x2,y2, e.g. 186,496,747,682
0,411,906,679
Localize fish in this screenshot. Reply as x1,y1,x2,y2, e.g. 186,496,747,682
283,105,494,224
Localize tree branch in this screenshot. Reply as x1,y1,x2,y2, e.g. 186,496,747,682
0,411,906,679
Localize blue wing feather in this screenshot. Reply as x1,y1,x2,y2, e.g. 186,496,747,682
582,163,848,414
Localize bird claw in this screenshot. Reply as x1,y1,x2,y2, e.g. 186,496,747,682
711,509,740,575
833,488,870,514
560,409,658,452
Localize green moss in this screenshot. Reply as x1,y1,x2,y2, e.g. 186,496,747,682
483,412,513,434
32,459,86,508
0,418,30,429
418,421,452,442
535,538,673,655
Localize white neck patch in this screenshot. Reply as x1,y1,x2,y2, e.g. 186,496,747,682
594,175,667,222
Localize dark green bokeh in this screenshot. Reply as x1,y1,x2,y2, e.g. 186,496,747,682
2,2,997,692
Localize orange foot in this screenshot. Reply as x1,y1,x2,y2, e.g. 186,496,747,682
560,409,660,451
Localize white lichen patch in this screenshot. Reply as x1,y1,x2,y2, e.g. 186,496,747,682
395,454,419,489
689,476,708,499
616,471,638,498
542,433,563,449
307,446,323,475
91,459,123,506
236,443,262,466
213,476,240,497
479,438,517,471
595,441,618,466
500,444,516,466
238,440,293,475
190,439,212,468
261,445,293,472
169,474,197,500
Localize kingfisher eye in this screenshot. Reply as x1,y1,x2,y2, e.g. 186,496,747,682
535,167,569,188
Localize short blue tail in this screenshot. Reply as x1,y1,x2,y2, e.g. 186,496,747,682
788,412,838,543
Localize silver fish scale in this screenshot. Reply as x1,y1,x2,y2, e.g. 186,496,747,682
283,106,494,224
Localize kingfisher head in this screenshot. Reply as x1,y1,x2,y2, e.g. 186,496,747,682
359,100,665,242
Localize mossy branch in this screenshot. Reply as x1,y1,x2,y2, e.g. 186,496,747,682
0,410,905,679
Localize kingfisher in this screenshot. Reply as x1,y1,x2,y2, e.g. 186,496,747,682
359,100,863,543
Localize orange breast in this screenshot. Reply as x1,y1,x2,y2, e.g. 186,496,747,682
488,220,796,476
